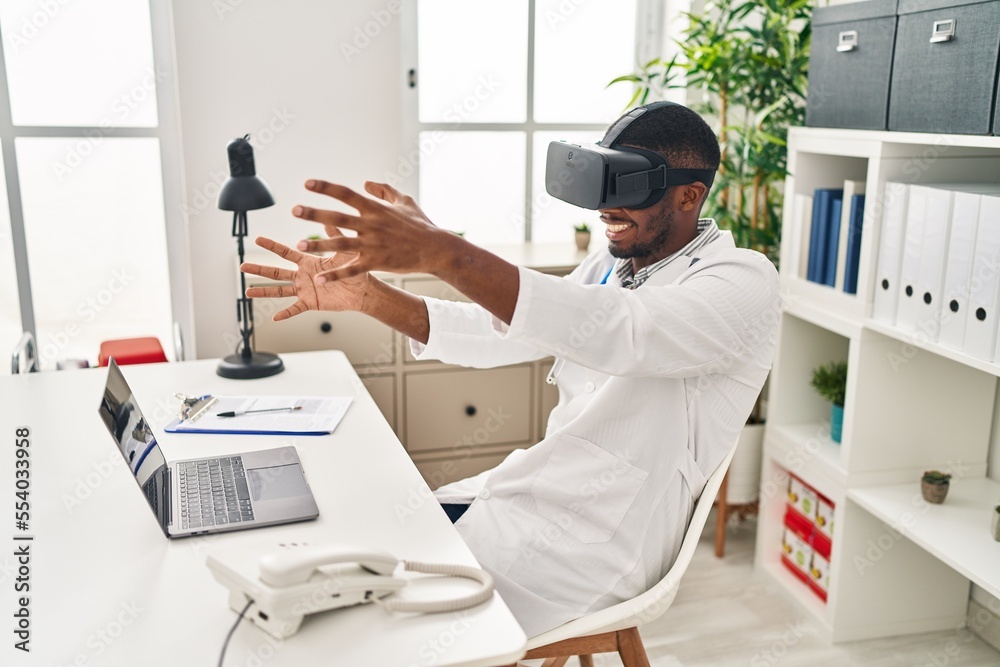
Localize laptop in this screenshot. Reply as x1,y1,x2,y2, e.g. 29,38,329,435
97,359,319,538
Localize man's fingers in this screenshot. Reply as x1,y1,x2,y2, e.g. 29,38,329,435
255,236,306,264
315,261,368,284
304,180,376,212
292,205,362,229
364,181,407,205
245,284,297,299
240,262,295,282
297,236,362,254
273,299,308,322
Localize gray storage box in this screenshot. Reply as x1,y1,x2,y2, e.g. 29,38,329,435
889,0,1000,135
806,0,899,130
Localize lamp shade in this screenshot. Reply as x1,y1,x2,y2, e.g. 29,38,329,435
217,135,275,211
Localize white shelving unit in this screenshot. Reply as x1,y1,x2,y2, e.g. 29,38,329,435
755,127,1000,644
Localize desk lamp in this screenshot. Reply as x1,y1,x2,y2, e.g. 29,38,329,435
216,135,283,379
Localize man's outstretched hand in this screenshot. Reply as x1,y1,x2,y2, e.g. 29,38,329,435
240,231,371,321
291,180,461,283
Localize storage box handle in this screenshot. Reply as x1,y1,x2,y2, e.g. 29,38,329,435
930,19,955,43
836,30,858,52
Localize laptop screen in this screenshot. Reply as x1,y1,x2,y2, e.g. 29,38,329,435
98,359,171,536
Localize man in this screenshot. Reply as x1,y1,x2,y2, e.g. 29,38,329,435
241,102,779,637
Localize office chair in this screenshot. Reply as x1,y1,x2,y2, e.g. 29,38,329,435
10,332,39,374
500,443,739,667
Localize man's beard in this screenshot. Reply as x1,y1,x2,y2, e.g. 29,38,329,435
607,208,674,260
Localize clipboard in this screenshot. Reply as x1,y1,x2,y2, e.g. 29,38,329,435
165,394,352,436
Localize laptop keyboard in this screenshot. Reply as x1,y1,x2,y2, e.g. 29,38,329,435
178,456,255,530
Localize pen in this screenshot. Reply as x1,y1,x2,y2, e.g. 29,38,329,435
217,406,302,418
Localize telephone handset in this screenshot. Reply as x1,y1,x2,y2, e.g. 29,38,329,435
207,541,495,639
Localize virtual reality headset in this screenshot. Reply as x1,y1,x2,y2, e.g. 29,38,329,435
544,101,717,210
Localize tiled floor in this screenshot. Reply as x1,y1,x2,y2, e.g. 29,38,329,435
568,514,1000,666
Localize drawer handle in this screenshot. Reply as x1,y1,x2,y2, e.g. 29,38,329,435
930,19,955,43
836,30,857,52
320,322,333,334
465,405,477,417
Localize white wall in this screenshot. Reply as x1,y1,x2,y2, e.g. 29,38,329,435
170,0,403,360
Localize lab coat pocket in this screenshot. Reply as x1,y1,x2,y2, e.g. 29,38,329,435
531,434,648,544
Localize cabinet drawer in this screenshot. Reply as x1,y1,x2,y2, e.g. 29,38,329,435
404,366,532,452
252,296,395,369
413,450,513,491
360,373,396,433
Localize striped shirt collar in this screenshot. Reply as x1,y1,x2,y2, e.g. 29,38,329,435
615,218,720,289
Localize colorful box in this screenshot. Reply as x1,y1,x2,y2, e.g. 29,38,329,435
815,493,835,539
787,474,818,523
809,530,833,600
781,509,813,577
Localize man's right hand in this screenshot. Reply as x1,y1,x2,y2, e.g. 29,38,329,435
241,234,371,321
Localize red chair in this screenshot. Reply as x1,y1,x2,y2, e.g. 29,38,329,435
98,337,168,367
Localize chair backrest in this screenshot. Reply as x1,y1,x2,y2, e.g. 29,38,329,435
10,332,39,374
525,442,739,648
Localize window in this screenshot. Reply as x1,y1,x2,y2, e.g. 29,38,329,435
0,0,190,372
402,1,685,245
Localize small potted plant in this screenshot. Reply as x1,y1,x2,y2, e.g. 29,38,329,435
810,360,847,443
574,222,591,251
992,505,1000,541
921,470,952,504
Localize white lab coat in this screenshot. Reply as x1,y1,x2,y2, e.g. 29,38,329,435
411,230,779,638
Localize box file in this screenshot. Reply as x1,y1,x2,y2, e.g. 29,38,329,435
872,182,909,323
939,191,982,350
965,193,1000,360
895,186,929,332
913,187,954,341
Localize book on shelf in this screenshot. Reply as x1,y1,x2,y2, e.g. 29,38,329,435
794,194,813,281
806,188,844,286
843,193,865,295
835,180,865,294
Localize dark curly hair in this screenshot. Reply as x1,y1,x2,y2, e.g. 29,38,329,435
607,101,721,173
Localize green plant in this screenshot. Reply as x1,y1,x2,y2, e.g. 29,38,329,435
994,505,1000,513
574,222,590,233
922,471,952,486
306,234,321,240
609,0,812,264
810,360,847,407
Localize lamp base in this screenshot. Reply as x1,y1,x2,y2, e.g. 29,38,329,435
217,351,284,380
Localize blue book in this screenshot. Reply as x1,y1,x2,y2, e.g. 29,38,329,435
807,190,834,283
824,196,843,287
843,194,866,294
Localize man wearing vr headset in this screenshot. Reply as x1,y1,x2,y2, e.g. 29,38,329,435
242,101,779,637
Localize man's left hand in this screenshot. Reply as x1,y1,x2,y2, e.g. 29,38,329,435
293,179,459,283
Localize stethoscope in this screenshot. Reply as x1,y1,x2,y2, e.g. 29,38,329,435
545,264,615,385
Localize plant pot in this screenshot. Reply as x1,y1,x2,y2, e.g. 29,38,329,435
921,480,949,504
830,403,843,444
575,231,591,251
992,511,1000,541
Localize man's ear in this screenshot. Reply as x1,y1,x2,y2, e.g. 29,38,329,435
678,183,708,212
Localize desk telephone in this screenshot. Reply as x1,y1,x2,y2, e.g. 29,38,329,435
207,541,495,638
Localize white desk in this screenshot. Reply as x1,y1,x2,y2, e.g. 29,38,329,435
0,351,526,666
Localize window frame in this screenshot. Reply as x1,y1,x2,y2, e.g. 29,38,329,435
0,0,194,361
400,0,687,243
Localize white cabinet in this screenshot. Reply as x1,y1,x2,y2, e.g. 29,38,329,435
757,127,1000,643
245,243,585,489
